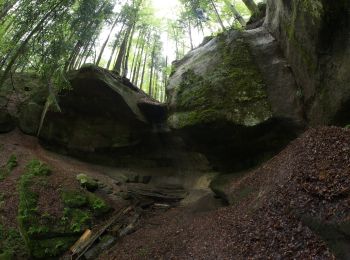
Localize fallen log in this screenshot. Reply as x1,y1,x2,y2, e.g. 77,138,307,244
65,206,133,260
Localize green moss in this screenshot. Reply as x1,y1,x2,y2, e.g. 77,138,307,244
300,0,323,22
27,236,77,259
18,160,74,258
0,225,28,259
168,109,222,129
62,191,88,208
172,33,271,129
76,173,98,191
17,160,111,259
283,0,322,74
0,154,18,181
63,208,92,233
87,193,110,216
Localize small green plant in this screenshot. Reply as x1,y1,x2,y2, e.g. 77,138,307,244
0,154,18,181
25,159,51,177
87,193,110,216
62,191,87,208
6,155,18,172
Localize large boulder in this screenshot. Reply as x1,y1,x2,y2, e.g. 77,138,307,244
167,29,304,171
39,65,167,164
265,0,350,125
0,73,47,134
0,109,15,133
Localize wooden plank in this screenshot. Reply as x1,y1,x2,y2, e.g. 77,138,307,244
68,206,133,260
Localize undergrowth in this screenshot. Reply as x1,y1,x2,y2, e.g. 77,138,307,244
0,154,18,181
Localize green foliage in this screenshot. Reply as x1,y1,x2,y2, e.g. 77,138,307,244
17,159,109,258
6,155,18,172
76,173,98,191
62,191,88,208
87,193,110,216
25,159,51,177
0,154,18,181
0,225,28,259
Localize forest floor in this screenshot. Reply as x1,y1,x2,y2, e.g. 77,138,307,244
1,127,350,259
102,127,350,259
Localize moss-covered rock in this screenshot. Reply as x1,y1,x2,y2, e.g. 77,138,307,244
168,32,271,129
167,30,301,171
76,173,98,192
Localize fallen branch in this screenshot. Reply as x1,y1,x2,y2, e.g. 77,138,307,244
72,206,133,260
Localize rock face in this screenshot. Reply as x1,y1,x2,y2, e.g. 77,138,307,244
39,65,166,161
265,0,350,125
167,29,304,171
0,73,47,134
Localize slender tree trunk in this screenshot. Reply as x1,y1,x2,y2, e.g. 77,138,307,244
0,0,18,21
242,0,259,15
223,0,246,26
154,71,158,100
172,26,179,59
139,50,148,89
130,31,146,82
129,29,144,79
148,39,156,96
132,32,147,84
188,19,194,50
0,1,64,86
210,0,226,31
198,21,205,37
78,33,99,68
96,13,121,66
135,42,148,86
122,23,136,77
106,22,126,69
113,22,134,73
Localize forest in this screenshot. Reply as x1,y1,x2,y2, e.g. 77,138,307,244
0,0,260,102
0,0,349,259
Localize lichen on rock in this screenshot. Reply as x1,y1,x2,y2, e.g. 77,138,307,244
168,31,271,130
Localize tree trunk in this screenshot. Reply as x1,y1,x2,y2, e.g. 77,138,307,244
122,23,136,77
223,0,246,27
113,22,134,74
96,12,121,66
139,50,148,89
129,29,144,79
106,22,126,69
130,31,147,83
148,39,156,96
242,0,259,15
0,1,64,87
0,0,18,21
134,39,148,86
188,19,194,50
210,0,225,31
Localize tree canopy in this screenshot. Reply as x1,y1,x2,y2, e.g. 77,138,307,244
0,0,262,101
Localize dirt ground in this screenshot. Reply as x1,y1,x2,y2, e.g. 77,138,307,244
102,127,350,259
1,127,350,259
